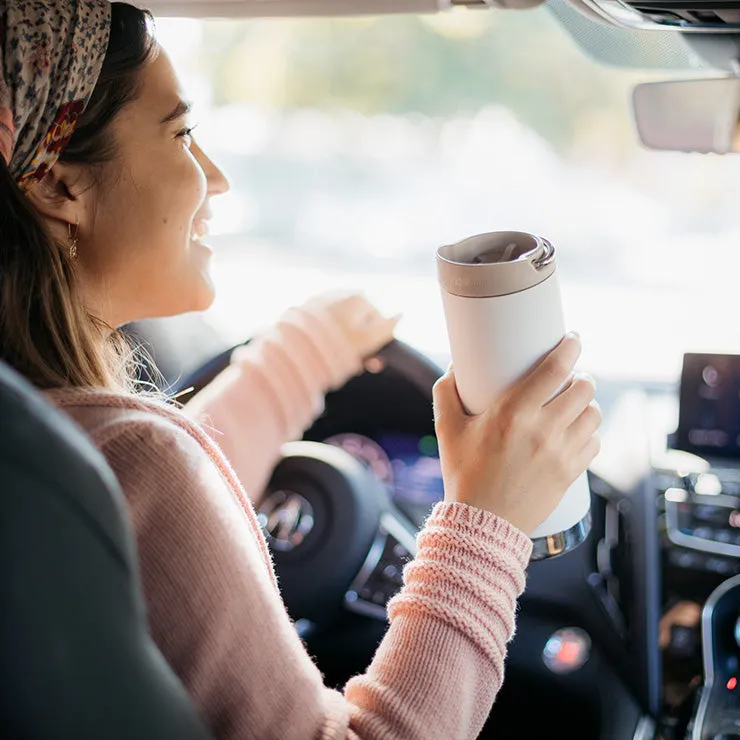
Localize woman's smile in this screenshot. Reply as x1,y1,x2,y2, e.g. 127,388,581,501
191,217,210,244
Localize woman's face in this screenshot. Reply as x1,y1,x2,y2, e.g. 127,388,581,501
79,46,229,327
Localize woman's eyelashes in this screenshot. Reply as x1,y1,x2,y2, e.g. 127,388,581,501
177,122,199,144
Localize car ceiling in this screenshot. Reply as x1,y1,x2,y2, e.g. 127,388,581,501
137,0,544,18
548,0,718,70
137,0,738,72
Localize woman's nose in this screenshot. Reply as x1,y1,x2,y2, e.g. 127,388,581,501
193,141,230,196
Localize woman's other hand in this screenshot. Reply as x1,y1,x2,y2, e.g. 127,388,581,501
433,333,601,535
304,292,400,360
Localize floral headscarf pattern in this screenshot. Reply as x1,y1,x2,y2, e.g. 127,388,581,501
0,0,111,192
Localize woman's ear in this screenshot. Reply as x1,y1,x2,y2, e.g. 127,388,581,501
24,161,92,238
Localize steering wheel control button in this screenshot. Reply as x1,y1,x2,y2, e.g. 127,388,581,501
345,513,417,621
257,490,315,552
542,628,591,675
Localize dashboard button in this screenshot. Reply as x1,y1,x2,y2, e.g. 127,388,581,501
695,505,728,523
694,526,715,540
669,549,704,570
705,558,733,575
694,473,723,496
716,529,734,544
668,624,698,658
718,473,740,495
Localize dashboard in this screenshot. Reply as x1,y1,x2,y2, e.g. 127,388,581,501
175,337,740,738
300,350,658,735
301,347,740,737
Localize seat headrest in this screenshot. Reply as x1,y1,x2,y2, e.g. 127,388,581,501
0,362,212,740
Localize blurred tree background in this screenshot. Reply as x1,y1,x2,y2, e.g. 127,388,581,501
153,4,740,381
196,6,650,160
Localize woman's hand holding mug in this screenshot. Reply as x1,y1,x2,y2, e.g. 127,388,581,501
433,333,601,535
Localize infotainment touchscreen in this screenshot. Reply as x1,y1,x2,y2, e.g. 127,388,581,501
677,353,740,460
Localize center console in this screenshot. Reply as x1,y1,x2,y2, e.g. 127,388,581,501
666,352,740,564
654,354,740,738
660,465,740,578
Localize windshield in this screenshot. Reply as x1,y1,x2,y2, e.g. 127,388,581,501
156,6,740,384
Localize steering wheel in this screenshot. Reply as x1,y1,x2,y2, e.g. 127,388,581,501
173,339,443,628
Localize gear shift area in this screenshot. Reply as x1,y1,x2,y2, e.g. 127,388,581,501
691,575,740,740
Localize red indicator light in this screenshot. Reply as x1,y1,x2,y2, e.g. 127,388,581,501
727,677,737,690
557,640,582,665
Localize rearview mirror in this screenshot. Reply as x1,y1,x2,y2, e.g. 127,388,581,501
632,78,740,154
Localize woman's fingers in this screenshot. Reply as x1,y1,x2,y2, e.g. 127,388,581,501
509,333,582,410
308,291,400,359
544,372,596,427
434,330,602,534
569,434,602,479
566,401,602,447
366,314,401,347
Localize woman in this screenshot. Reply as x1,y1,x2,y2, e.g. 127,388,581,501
0,2,601,738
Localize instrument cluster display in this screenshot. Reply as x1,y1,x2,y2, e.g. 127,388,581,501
324,432,444,517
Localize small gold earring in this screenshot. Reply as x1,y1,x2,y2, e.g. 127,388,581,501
68,222,79,260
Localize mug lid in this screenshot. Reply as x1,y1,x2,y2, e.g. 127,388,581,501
436,231,556,298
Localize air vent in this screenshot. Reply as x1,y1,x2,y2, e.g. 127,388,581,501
582,0,740,31
588,476,632,639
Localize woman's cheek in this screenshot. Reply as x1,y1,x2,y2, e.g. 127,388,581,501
159,159,206,239
184,146,208,210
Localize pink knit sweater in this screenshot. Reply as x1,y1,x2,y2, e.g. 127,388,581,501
48,304,533,740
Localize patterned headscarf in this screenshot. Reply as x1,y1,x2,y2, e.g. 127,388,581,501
0,0,111,192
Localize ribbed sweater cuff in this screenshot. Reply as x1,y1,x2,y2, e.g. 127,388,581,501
387,502,532,666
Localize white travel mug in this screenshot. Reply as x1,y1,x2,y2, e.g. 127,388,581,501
436,231,591,560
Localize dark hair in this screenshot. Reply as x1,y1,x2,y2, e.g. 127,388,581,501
0,3,156,390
